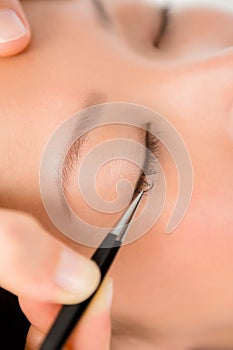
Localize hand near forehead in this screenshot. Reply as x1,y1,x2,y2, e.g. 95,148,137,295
0,0,31,56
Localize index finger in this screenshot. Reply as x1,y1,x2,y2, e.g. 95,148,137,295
0,0,31,56
24,278,113,350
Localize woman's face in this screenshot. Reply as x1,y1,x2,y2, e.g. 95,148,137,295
0,0,233,348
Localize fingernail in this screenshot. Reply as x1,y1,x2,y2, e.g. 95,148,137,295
55,248,101,303
87,278,113,317
0,9,26,43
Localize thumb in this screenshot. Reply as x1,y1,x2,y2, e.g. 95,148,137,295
0,0,31,57
70,277,113,350
0,209,101,304
25,278,113,350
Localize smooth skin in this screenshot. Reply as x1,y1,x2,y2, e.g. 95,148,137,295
0,0,233,349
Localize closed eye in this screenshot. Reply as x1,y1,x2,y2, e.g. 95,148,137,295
154,7,170,48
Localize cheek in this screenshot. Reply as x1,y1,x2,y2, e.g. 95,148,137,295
110,151,233,337
111,195,233,339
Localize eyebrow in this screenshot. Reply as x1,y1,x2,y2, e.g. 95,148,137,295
90,0,112,25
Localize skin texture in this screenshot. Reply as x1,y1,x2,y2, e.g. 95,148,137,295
0,0,233,349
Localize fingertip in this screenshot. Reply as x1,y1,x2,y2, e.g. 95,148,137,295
0,30,31,57
0,7,31,57
54,248,101,305
69,278,113,349
84,277,113,319
24,279,113,350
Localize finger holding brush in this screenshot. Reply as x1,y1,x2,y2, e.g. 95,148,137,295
25,277,113,350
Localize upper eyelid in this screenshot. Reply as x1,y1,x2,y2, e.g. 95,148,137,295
61,129,151,196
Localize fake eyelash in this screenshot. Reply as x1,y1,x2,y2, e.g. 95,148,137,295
134,132,159,195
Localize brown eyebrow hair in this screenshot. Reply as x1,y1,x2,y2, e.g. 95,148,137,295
91,0,112,25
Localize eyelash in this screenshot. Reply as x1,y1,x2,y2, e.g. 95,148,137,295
134,132,160,195
154,7,170,48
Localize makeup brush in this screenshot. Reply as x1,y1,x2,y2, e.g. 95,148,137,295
39,191,144,350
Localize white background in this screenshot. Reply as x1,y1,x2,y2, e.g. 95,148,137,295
148,0,233,10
